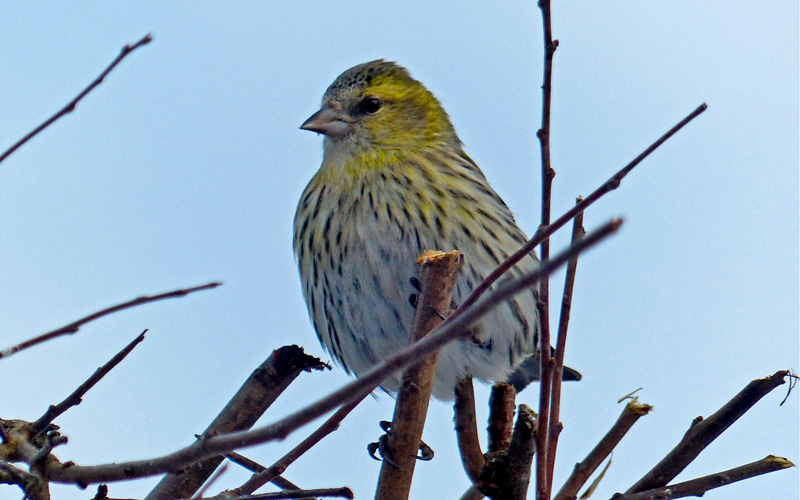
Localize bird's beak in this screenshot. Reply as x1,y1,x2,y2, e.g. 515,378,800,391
300,105,352,138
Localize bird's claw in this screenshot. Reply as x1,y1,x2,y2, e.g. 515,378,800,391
367,420,434,466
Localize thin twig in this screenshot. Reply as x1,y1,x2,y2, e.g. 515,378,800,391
535,3,557,498
31,330,148,434
546,201,585,491
454,377,485,484
218,487,354,500
228,394,366,496
146,345,326,500
625,370,790,493
452,104,706,322
40,220,620,486
225,453,316,499
613,455,794,500
375,250,463,500
193,463,229,499
0,34,152,166
0,282,221,360
554,400,652,500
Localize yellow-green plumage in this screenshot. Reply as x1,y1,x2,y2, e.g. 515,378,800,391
294,60,578,400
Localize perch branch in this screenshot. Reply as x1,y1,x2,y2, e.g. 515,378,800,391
31,330,147,434
625,370,790,493
375,250,463,500
0,34,152,166
487,383,516,453
220,487,353,500
0,282,220,360
38,220,619,485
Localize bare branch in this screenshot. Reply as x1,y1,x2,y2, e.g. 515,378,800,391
376,250,463,500
453,104,705,321
546,201,585,491
0,34,152,167
0,282,221,360
534,4,558,497
225,453,316,498
508,404,538,500
625,370,790,493
39,220,619,486
220,487,354,500
31,330,147,434
228,395,365,496
487,383,516,454
613,455,794,500
146,345,326,500
555,400,652,500
1,459,50,500
454,377,485,484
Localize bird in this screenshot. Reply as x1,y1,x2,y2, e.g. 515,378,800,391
294,60,580,400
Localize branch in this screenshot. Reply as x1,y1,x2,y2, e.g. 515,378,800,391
454,378,485,484
225,453,317,499
40,220,619,485
508,404,538,500
546,201,585,491
375,250,463,500
146,345,326,500
0,34,152,166
535,4,558,497
1,459,50,500
31,330,147,434
613,455,794,500
0,282,221,360
453,103,705,321
487,383,516,454
555,400,652,500
228,394,365,496
220,487,354,500
625,370,790,493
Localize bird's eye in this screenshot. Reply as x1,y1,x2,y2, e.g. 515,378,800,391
361,97,383,114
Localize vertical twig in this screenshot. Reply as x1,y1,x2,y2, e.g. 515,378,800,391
546,200,585,490
535,1,558,499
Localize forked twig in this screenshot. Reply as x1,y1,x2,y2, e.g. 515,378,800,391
0,34,152,166
31,330,148,434
0,282,221,360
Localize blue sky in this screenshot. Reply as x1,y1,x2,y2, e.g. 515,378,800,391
1,2,797,499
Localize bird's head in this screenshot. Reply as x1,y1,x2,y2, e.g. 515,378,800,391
301,60,459,155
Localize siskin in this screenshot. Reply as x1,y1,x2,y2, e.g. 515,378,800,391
294,60,579,400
